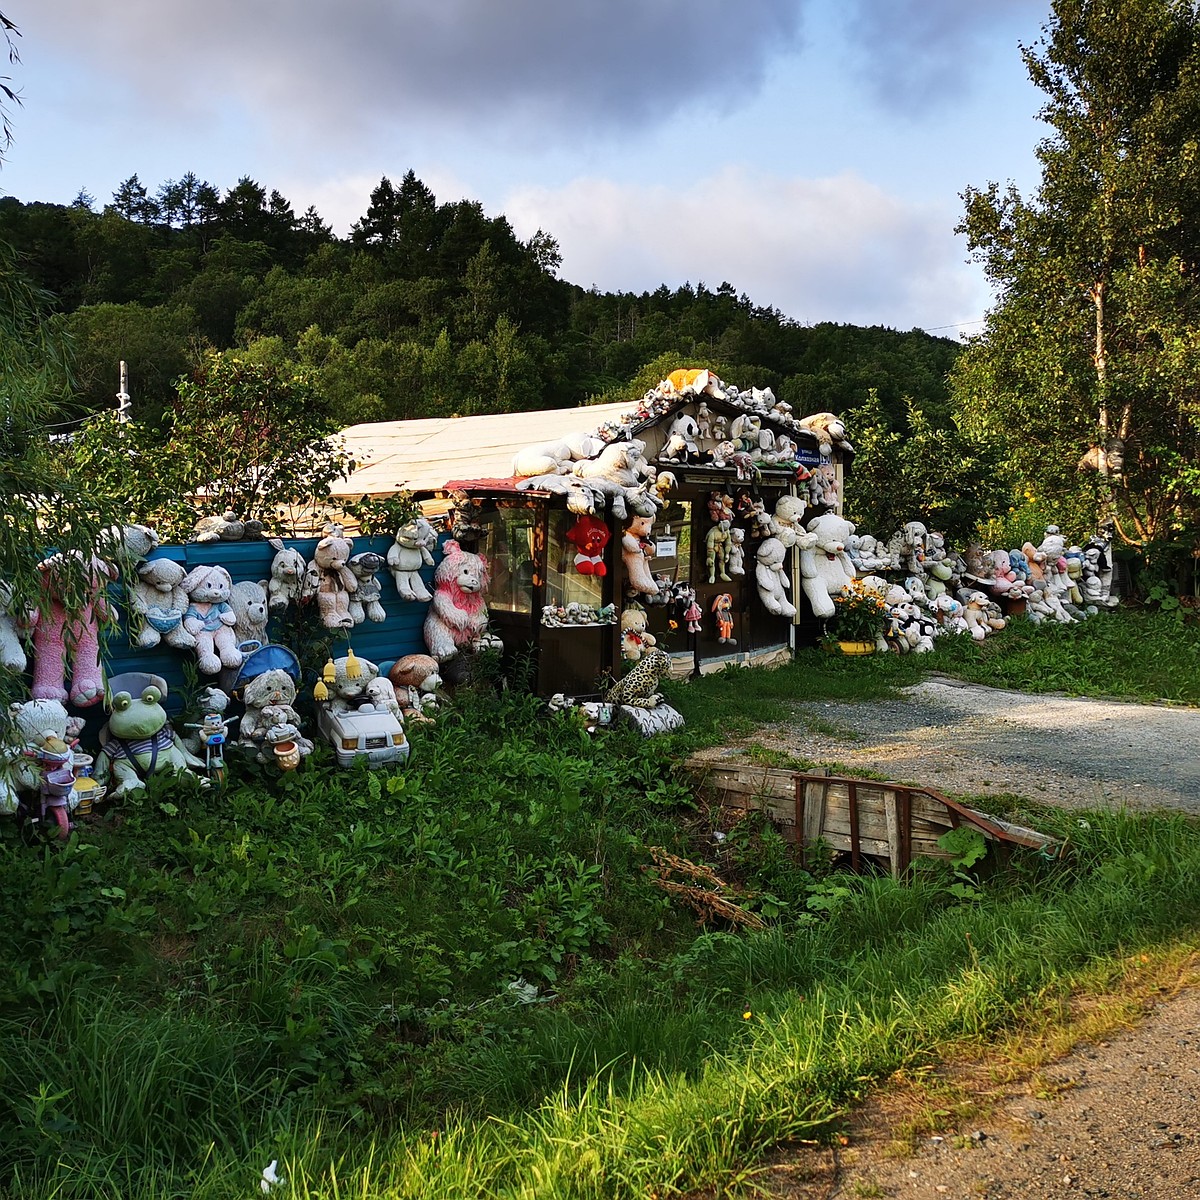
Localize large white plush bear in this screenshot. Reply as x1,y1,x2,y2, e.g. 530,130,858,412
511,432,602,478
755,537,796,619
800,512,857,620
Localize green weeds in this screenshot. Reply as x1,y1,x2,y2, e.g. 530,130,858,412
2,616,1200,1197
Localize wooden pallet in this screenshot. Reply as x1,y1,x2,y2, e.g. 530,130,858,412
687,757,1062,877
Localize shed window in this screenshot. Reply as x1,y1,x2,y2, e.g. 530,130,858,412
481,508,537,615
545,510,605,610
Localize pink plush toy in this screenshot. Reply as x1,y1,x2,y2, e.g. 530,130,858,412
30,552,117,707
989,549,1017,592
181,564,244,676
423,539,498,663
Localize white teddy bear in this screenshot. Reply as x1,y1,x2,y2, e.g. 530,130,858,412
131,558,196,651
755,537,797,619
387,517,438,602
770,494,808,542
230,579,270,647
799,512,857,620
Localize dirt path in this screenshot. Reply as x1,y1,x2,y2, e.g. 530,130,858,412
695,682,1200,1199
755,678,1200,812
739,973,1200,1199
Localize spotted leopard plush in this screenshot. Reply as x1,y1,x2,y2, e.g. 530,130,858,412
605,648,672,709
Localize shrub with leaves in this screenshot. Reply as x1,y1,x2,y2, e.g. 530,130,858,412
62,350,356,540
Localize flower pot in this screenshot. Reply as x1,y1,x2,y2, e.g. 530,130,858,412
273,740,301,771
825,640,875,656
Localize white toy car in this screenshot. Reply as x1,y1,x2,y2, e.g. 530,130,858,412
316,703,409,768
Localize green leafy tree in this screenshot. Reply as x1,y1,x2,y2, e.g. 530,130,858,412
0,241,120,635
954,0,1200,554
64,351,355,539
844,389,1010,544
61,301,198,424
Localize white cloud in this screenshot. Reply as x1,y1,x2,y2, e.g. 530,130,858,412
504,167,988,331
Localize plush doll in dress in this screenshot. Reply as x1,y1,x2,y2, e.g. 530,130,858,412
347,552,387,624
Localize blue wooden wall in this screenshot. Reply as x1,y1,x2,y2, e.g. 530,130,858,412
102,536,433,710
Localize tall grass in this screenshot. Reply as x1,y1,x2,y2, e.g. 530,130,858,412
927,606,1200,703
3,613,1198,1197
5,800,1199,1198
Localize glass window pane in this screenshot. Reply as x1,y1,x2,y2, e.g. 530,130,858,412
481,508,537,614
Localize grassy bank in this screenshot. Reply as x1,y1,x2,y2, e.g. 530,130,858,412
2,607,1198,1198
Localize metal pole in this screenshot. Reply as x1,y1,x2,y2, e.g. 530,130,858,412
116,360,131,423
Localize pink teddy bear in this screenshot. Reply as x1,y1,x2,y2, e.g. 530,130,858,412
30,552,118,707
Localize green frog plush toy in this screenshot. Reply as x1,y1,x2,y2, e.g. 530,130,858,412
94,672,205,799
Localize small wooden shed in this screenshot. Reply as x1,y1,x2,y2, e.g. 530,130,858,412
337,390,852,697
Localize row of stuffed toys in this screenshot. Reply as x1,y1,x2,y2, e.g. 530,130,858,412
0,517,497,838
807,515,1118,653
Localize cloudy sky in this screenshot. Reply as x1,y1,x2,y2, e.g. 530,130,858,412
0,0,1052,335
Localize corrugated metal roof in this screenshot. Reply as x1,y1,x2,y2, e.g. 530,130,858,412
333,402,638,497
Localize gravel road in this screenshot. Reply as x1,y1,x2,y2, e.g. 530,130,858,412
765,677,1200,812
702,682,1200,1199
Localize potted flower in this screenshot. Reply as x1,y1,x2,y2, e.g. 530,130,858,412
828,580,890,654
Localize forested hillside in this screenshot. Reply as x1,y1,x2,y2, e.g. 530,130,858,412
0,170,961,429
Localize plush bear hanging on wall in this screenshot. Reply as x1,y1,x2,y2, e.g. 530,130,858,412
305,525,357,630
565,514,611,575
621,514,659,597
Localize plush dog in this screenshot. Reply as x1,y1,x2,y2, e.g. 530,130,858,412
388,654,442,721
423,540,501,663
266,540,308,613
